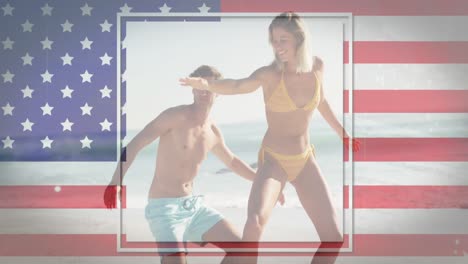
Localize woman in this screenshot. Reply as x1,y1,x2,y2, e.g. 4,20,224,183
180,12,359,264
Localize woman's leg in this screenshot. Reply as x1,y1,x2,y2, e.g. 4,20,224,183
242,152,288,264
291,157,343,264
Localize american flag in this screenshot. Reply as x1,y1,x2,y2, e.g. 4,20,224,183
1,0,468,263
0,0,123,161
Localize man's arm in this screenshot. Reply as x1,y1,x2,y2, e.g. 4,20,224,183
210,125,256,181
104,107,183,209
109,107,182,184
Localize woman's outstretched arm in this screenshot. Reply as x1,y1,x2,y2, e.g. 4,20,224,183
179,66,269,95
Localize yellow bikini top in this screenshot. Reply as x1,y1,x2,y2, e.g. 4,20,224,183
265,71,321,113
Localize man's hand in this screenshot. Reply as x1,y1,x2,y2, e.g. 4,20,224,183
179,77,210,90
103,184,120,209
343,137,360,153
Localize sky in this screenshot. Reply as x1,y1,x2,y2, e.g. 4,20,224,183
126,15,344,129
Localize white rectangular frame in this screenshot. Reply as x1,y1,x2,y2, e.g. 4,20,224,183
116,12,354,254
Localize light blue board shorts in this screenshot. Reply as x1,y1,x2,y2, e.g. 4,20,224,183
144,195,224,253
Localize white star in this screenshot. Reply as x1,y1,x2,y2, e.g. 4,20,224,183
80,103,93,116
60,85,74,98
21,20,34,32
80,37,93,50
81,3,93,16
21,85,34,98
121,70,127,83
121,102,127,115
2,70,14,83
100,20,112,32
99,85,112,98
80,70,93,83
2,3,14,16
119,3,132,15
159,3,172,13
198,3,211,13
21,118,34,131
100,119,113,131
61,118,74,131
41,136,53,149
41,3,53,16
41,70,53,83
80,136,93,149
21,53,34,66
2,136,14,149
61,53,73,65
40,37,53,50
100,53,112,65
121,37,127,50
61,20,73,32
2,37,14,50
40,103,54,116
2,103,14,116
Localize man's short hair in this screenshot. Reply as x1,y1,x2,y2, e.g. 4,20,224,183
189,65,223,80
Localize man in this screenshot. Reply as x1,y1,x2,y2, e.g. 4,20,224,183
104,65,283,264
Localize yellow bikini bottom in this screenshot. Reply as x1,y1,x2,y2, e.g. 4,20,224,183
258,145,315,182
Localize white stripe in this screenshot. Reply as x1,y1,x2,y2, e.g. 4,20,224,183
352,113,468,138
353,16,468,41
1,209,467,236
2,152,467,188
346,64,468,90
0,209,119,235
350,162,468,186
0,162,115,185
351,209,468,235
0,256,467,264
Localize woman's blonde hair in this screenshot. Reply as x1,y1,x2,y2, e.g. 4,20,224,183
269,12,312,73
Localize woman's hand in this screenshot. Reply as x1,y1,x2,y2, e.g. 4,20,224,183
277,191,286,206
343,137,360,153
179,77,210,90
103,182,121,209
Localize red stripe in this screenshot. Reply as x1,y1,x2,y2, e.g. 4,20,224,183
0,234,467,256
121,235,348,249
344,90,468,113
1,185,467,209
350,186,468,209
221,0,468,15
345,42,468,63
349,138,468,162
0,186,126,209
